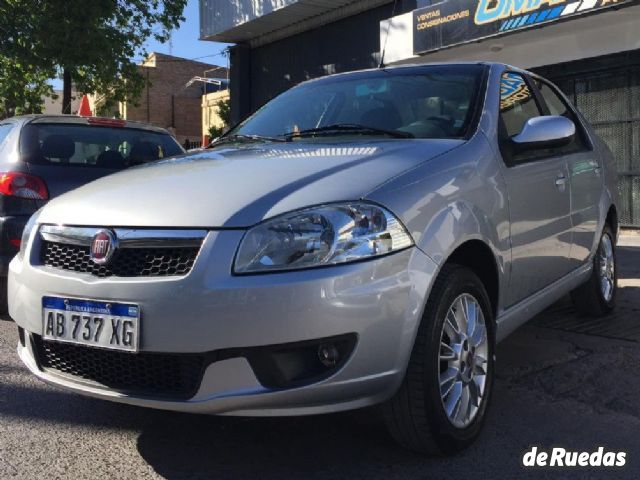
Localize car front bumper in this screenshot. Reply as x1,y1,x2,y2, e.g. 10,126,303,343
9,230,437,416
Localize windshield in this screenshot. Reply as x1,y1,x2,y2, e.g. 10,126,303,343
20,124,184,169
230,65,484,141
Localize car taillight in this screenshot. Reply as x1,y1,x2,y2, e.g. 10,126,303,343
0,172,49,200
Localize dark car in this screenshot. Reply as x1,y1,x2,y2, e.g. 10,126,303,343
0,115,184,309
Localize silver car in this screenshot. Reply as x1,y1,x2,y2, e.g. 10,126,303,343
9,63,618,455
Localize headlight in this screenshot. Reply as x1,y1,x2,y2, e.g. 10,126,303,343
17,208,42,261
234,203,413,274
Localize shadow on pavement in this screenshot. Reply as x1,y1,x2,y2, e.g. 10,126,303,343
617,245,640,278
532,244,640,342
0,380,153,429
135,410,437,480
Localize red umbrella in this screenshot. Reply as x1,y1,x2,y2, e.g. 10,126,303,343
77,94,92,117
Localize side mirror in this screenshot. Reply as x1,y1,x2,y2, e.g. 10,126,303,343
511,115,575,152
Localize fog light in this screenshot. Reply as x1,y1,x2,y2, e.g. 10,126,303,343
318,343,340,367
244,334,356,388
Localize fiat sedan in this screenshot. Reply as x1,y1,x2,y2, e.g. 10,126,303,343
8,63,618,455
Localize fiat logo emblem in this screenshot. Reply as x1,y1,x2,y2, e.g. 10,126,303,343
90,229,117,265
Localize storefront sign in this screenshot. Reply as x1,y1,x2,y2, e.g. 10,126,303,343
414,0,638,55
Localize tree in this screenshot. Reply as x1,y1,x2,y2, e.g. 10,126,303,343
0,0,187,116
0,58,55,119
0,1,57,117
217,97,232,126
208,98,232,140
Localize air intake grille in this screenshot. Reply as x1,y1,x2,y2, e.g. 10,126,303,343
41,241,200,277
34,336,205,400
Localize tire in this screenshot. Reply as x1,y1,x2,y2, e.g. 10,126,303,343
382,264,495,455
0,276,7,315
570,224,617,317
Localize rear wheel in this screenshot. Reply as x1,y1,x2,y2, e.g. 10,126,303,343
570,225,616,317
0,276,7,315
383,265,495,455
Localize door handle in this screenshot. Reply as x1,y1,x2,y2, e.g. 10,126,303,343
555,175,567,187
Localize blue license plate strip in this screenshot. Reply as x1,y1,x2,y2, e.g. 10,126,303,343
42,296,140,352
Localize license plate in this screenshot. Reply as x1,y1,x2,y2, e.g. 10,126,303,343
42,297,140,352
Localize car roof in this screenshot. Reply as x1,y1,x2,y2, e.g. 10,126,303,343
7,114,171,134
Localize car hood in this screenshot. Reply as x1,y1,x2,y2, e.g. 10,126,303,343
38,139,463,228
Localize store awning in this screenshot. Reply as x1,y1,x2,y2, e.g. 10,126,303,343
200,0,391,45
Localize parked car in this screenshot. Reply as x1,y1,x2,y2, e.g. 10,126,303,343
0,115,184,310
9,63,617,455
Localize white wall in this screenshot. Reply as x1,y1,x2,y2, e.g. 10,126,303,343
379,12,416,65
42,91,81,115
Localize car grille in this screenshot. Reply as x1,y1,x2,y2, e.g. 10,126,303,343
33,336,206,400
41,241,200,278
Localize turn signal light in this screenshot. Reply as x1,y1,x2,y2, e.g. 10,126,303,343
0,172,49,200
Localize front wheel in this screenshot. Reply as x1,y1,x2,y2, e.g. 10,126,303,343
0,276,7,315
570,225,617,317
382,265,495,455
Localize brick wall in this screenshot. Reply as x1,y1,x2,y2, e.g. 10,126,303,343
174,97,203,144
121,53,228,144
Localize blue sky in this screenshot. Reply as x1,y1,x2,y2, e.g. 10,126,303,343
51,0,229,90
144,0,230,66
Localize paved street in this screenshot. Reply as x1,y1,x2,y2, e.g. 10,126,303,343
1,236,640,479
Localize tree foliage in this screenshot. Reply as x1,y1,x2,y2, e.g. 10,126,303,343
0,57,55,118
208,98,232,140
0,0,187,117
0,1,57,117
217,97,232,126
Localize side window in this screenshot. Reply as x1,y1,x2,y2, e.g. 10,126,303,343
499,72,542,138
0,123,16,160
0,124,14,149
537,82,568,116
534,79,589,153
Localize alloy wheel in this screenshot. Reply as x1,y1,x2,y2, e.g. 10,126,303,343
598,232,615,302
438,293,489,428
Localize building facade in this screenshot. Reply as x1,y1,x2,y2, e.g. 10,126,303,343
200,0,640,226
119,52,228,146
42,90,81,116
202,89,230,145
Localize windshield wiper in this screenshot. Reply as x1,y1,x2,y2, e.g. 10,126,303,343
208,133,287,147
284,123,414,139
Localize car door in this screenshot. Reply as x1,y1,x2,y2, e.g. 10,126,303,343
497,72,573,307
532,78,602,270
